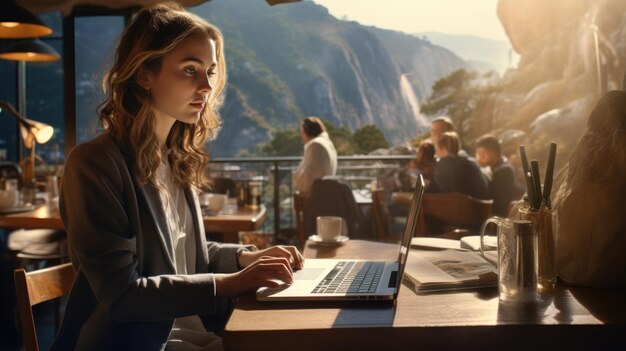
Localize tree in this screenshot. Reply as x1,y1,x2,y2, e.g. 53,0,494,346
259,129,302,156
353,125,389,154
257,119,387,156
421,69,501,143
323,121,358,156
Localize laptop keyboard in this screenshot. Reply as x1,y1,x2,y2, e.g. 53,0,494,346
311,261,385,294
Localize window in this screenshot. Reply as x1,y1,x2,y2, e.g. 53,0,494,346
0,12,64,170
74,16,125,145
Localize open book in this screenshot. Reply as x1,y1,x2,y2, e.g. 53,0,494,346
403,249,497,293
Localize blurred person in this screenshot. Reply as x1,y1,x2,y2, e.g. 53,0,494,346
408,138,436,187
293,117,337,194
415,139,436,179
475,135,516,216
429,116,455,145
430,116,469,157
55,5,303,350
429,132,489,199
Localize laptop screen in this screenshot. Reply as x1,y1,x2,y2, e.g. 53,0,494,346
394,174,425,294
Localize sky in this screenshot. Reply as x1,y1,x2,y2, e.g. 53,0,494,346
311,0,509,42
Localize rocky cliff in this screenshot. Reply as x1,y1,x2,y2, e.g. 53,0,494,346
472,0,626,172
192,0,466,156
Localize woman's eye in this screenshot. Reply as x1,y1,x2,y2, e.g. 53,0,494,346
184,67,197,75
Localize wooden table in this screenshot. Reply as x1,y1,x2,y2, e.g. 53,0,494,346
0,204,63,231
203,205,267,243
0,203,267,244
223,240,625,351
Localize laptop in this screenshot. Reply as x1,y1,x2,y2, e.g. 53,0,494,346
257,174,425,301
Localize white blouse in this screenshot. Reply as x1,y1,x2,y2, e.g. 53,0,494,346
156,161,222,351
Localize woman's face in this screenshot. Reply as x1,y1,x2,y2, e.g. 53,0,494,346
144,32,218,124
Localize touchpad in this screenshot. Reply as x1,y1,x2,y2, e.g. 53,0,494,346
294,268,325,280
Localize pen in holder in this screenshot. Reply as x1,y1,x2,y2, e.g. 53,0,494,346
518,206,557,294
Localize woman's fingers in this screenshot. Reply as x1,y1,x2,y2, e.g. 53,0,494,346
245,258,293,283
285,246,304,269
257,255,293,274
261,245,304,270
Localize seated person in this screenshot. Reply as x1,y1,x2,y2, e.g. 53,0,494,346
293,117,337,194
430,116,469,157
404,138,436,190
428,132,489,200
475,135,516,217
414,138,436,184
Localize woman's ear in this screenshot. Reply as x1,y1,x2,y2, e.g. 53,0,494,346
136,65,153,91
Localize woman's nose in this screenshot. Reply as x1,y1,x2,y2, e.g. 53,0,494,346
198,74,213,95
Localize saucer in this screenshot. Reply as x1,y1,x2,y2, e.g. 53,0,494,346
0,204,36,214
308,234,349,246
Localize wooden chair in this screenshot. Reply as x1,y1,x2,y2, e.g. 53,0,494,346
14,263,75,351
293,192,308,247
417,192,493,239
372,189,395,242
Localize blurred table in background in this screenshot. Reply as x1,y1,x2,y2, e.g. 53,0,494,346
204,205,267,243
0,203,267,244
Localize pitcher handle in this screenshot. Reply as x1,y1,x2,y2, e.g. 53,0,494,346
480,216,502,258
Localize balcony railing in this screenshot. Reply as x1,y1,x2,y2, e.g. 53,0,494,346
208,155,415,239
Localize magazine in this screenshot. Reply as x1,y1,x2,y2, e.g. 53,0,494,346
403,249,498,293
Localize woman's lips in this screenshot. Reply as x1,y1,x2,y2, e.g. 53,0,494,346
190,102,205,109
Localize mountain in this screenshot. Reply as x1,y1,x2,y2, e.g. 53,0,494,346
190,0,466,157
416,31,515,74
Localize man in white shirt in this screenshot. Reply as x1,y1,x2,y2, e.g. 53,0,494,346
293,117,338,194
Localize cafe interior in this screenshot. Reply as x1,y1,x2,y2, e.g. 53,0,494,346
0,0,625,350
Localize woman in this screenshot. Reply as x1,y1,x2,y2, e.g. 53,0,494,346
429,131,489,200
54,5,302,350
413,138,436,184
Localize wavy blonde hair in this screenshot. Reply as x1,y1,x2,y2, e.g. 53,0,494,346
98,3,226,189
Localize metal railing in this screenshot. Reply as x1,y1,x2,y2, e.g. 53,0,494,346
208,155,415,237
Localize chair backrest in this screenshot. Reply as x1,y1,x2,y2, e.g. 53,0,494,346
303,178,368,239
418,192,493,236
14,263,75,351
210,177,237,197
293,192,308,246
371,189,391,241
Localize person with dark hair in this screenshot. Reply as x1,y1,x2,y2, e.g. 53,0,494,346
430,116,469,157
429,132,489,199
475,135,516,216
430,116,455,145
293,117,337,194
55,5,302,350
414,138,436,183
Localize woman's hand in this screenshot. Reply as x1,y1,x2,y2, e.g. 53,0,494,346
214,256,293,297
238,245,304,270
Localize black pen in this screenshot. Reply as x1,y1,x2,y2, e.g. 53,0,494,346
543,142,557,208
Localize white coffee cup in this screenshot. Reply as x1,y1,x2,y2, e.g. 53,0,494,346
207,193,228,212
0,189,19,209
316,216,343,242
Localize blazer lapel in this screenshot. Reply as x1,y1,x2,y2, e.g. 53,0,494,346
137,182,177,273
184,187,209,274
113,136,177,273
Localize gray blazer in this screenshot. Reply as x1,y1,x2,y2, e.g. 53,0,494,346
52,133,251,350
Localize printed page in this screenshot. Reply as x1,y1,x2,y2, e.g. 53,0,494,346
404,249,497,290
